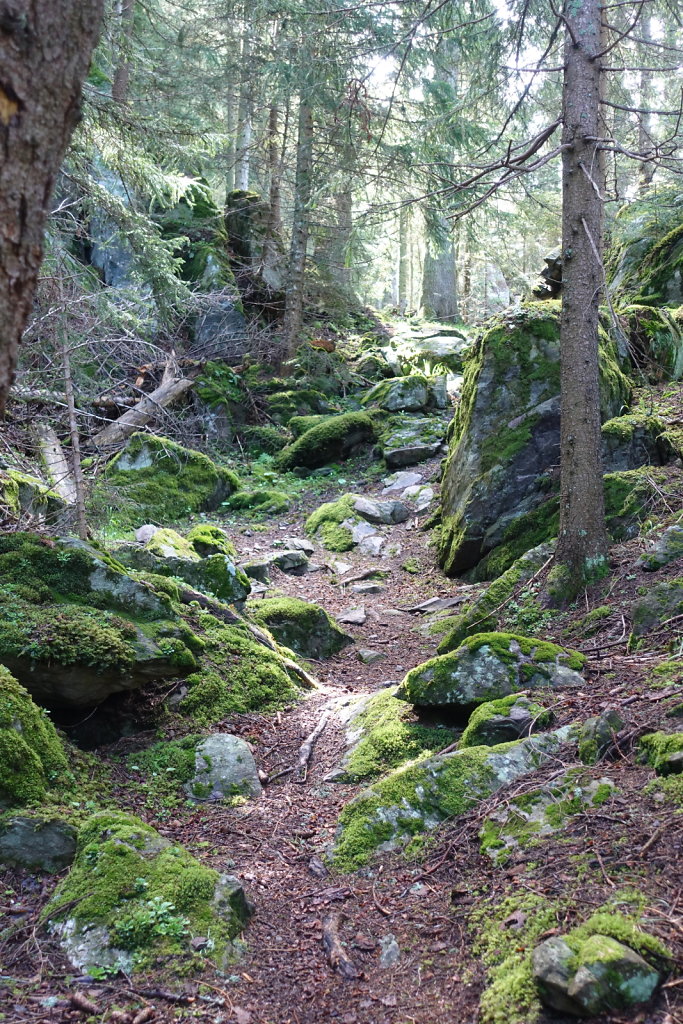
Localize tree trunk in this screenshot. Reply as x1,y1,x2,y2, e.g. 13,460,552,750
263,103,282,278
235,30,253,191
283,101,313,353
398,206,410,313
0,0,104,417
422,229,458,320
111,0,135,103
554,0,609,590
333,189,353,288
637,13,655,191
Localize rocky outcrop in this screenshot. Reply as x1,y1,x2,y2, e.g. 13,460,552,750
439,302,631,576
249,596,353,659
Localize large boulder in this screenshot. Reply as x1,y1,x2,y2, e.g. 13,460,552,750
459,694,553,748
396,632,584,714
330,727,574,870
0,533,199,708
248,597,353,659
439,302,631,576
114,527,251,603
0,667,71,807
276,412,375,471
95,434,239,524
614,305,683,381
225,188,286,292
608,185,683,308
381,415,447,468
44,811,252,974
0,468,66,524
362,375,431,412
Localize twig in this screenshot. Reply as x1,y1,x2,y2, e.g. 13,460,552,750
322,913,361,979
296,712,331,782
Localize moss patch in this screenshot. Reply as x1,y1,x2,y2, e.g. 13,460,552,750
186,525,237,560
227,489,291,514
276,413,375,471
639,730,683,774
248,596,352,659
305,494,360,551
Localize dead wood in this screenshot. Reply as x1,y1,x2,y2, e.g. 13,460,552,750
90,375,194,449
32,423,77,504
321,913,361,979
296,711,331,781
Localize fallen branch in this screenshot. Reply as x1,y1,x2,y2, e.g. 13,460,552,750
90,375,194,449
322,913,361,979
296,712,331,782
32,423,77,504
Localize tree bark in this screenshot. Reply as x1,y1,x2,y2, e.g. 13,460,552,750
422,229,458,320
235,29,253,191
0,0,104,417
283,100,313,353
555,0,609,588
637,12,655,191
398,205,410,313
111,0,135,104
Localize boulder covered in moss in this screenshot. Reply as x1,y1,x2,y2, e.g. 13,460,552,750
438,302,631,577
0,811,77,872
381,415,447,468
185,734,262,801
639,730,683,775
0,534,199,708
640,523,683,571
533,913,669,1017
276,412,375,471
227,489,291,514
631,578,683,635
396,632,584,713
330,726,574,870
0,468,66,524
44,810,252,974
266,388,332,425
601,413,677,471
114,526,250,603
305,494,363,551
331,688,456,783
459,694,553,748
186,524,237,559
578,709,625,764
362,374,431,412
249,596,353,660
0,667,71,807
95,433,239,524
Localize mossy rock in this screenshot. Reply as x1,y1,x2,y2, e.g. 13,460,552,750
608,186,683,308
639,730,683,775
114,527,250,604
266,389,332,425
333,688,457,783
239,425,291,454
0,468,66,524
178,613,300,726
227,489,291,514
437,543,554,653
438,302,631,577
330,727,574,871
248,597,352,659
0,667,71,808
276,413,376,471
0,811,78,872
615,305,683,381
361,374,431,412
305,494,361,551
43,811,252,974
631,578,683,636
186,524,237,560
460,694,553,748
640,523,683,571
288,414,334,438
601,413,677,471
95,434,239,525
396,633,584,714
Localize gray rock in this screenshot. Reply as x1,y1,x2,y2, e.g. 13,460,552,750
0,814,77,873
358,535,385,557
338,606,367,625
351,582,385,595
135,524,159,544
249,596,353,659
640,523,683,571
362,375,430,412
382,416,446,468
663,750,683,774
602,414,677,473
379,933,400,968
578,708,625,764
357,649,386,665
242,549,309,581
533,934,661,1017
402,484,434,511
461,695,552,748
241,560,271,583
352,496,411,525
185,734,262,802
349,520,378,544
282,536,316,555
631,578,683,635
331,560,353,575
382,471,423,493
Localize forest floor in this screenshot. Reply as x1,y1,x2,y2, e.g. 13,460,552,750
2,451,683,1024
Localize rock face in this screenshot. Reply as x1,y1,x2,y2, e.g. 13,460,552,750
331,727,574,870
249,596,353,659
115,527,251,603
396,633,584,714
381,416,446,468
0,813,77,872
96,433,239,523
640,523,683,570
601,414,677,471
439,303,631,576
44,811,252,974
533,933,661,1017
185,734,262,801
0,667,70,808
362,375,431,412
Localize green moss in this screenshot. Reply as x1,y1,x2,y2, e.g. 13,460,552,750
0,666,70,807
186,525,237,560
460,695,552,748
565,910,672,967
457,632,585,672
44,810,247,973
288,415,333,438
305,494,359,551
266,388,331,425
470,891,558,1024
480,415,539,474
127,735,201,807
239,425,290,455
248,596,351,659
632,578,683,636
616,305,683,380
342,690,456,782
0,469,64,521
227,489,291,514
401,557,422,574
96,433,239,525
639,730,683,774
276,413,375,471
178,613,299,725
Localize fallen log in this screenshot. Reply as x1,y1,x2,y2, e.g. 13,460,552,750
90,375,194,449
32,423,77,504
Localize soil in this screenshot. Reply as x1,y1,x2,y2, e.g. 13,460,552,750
2,454,682,1024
